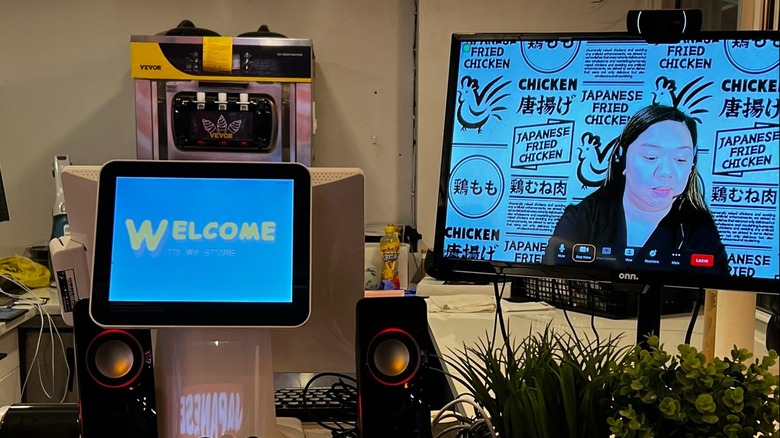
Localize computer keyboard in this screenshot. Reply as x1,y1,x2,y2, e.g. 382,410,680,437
274,386,356,423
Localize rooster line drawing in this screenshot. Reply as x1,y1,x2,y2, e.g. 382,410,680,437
651,75,714,122
576,132,617,188
456,75,511,133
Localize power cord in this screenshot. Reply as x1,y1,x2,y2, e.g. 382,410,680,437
423,269,507,437
684,287,704,345
588,283,601,345
0,271,71,403
490,271,509,348
302,372,358,437
431,395,497,438
553,279,581,345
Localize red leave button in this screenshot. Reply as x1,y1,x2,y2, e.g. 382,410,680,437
691,254,714,267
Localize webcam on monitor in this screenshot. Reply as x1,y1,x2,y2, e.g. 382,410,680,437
627,9,703,43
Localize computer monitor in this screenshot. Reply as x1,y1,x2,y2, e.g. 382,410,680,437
56,161,364,438
430,32,780,299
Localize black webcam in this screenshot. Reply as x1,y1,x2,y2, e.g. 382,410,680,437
627,9,703,43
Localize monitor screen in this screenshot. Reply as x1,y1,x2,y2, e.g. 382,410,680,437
90,160,312,327
432,31,779,294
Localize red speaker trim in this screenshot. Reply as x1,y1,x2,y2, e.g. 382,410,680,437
85,329,145,389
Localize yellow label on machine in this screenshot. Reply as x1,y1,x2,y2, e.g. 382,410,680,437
203,37,233,74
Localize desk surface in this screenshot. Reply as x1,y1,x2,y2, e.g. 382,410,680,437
429,300,775,357
1,288,61,336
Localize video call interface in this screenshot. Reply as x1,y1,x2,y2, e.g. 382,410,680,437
441,35,780,281
108,176,296,303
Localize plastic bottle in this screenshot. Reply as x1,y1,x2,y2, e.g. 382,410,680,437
379,225,401,290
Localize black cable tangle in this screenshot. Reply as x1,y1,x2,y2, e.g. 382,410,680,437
301,372,358,437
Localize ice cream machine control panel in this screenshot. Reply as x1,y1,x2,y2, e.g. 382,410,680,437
171,91,275,152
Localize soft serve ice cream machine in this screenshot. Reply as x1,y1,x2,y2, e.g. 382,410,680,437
132,28,314,164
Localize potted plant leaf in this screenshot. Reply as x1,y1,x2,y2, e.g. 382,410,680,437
443,325,632,438
608,336,780,438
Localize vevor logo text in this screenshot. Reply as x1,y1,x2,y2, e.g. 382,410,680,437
140,64,162,70
126,219,276,252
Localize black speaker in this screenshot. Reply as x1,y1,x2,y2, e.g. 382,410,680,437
73,300,158,438
0,404,80,438
357,296,448,438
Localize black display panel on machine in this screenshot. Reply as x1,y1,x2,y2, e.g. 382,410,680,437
171,92,276,152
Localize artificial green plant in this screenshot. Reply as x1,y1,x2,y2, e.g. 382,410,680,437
444,326,631,438
608,336,780,438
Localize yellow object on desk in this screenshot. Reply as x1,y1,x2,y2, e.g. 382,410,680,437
0,255,51,291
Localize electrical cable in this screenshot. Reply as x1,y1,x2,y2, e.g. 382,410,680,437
684,287,704,345
588,284,600,345
0,271,71,404
36,303,69,402
490,271,509,348
554,279,580,344
301,372,358,437
431,396,497,438
410,0,420,228
428,268,505,438
412,251,421,280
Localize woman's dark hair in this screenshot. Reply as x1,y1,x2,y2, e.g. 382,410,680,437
602,104,709,212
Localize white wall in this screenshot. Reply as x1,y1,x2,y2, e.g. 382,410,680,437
0,0,655,256
414,0,655,249
0,0,415,254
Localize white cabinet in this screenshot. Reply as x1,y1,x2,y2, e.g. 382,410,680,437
0,328,21,406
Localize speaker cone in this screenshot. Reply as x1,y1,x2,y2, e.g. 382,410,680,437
367,328,420,386
86,330,144,388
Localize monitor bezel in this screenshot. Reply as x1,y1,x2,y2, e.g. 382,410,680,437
90,160,312,327
431,31,780,295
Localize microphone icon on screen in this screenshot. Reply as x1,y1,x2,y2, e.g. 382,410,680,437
559,244,565,253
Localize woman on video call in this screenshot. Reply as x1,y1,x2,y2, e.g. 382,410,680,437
544,104,730,274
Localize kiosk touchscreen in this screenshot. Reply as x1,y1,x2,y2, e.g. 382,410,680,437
91,160,312,438
90,160,311,327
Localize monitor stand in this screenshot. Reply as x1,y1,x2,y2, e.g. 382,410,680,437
153,328,295,438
